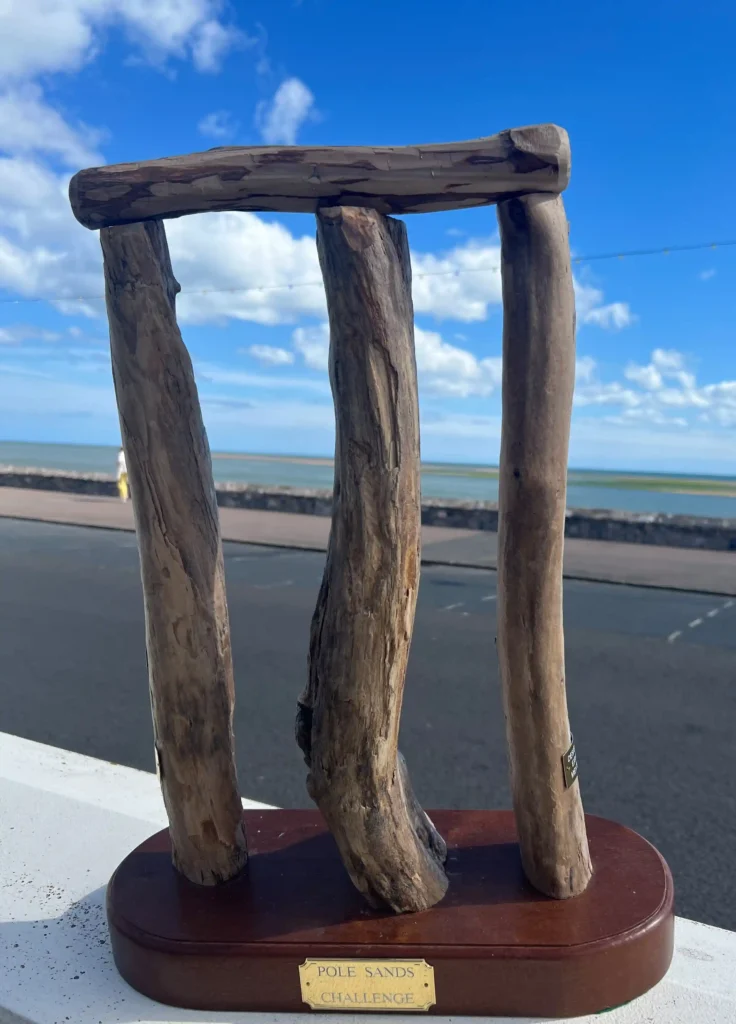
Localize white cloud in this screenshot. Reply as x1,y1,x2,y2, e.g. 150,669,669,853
0,156,69,233
0,0,242,83
117,0,240,66
191,18,242,73
0,156,102,314
699,380,736,426
291,321,502,399
0,86,102,166
575,355,596,384
0,158,324,325
0,325,61,345
625,363,662,390
0,0,250,311
421,411,502,442
197,110,238,139
575,380,642,409
0,364,115,422
582,301,633,330
1,170,324,323
611,408,689,428
201,395,334,434
0,0,97,82
256,77,315,145
624,350,705,408
197,362,328,394
699,268,716,281
167,212,324,325
414,326,501,397
170,230,504,329
293,323,329,371
410,243,633,328
573,279,634,330
569,415,736,473
651,348,684,372
246,344,295,366
577,348,736,430
411,241,502,322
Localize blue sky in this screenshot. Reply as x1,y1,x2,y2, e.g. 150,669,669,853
1,0,735,472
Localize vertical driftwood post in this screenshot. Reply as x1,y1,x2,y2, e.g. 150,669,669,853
296,206,448,914
496,193,593,899
101,220,247,886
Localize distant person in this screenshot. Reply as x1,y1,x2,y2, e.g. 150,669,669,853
117,447,129,502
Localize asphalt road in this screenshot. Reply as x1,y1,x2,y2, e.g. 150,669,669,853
1,518,735,930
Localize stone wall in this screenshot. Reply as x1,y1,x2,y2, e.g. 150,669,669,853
2,467,735,552
0,467,118,497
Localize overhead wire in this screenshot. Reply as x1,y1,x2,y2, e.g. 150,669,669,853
0,237,733,307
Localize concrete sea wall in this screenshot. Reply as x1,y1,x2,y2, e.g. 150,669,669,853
2,466,735,552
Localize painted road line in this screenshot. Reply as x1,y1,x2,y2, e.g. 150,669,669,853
669,603,728,644
231,551,302,562
443,602,464,611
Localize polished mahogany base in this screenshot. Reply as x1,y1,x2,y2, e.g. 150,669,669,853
108,809,673,1018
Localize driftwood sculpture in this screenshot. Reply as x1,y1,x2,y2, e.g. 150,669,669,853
70,122,591,911
101,220,247,885
496,193,592,898
296,206,447,912
70,125,569,225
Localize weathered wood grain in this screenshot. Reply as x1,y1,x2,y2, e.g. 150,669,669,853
496,193,593,899
295,205,448,914
101,219,247,886
70,125,570,228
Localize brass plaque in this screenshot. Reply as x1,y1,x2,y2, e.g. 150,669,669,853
562,737,579,788
299,958,436,1012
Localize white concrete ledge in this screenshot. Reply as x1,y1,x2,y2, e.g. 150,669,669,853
1,732,734,1024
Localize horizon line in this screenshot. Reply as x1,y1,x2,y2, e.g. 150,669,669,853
1,439,736,483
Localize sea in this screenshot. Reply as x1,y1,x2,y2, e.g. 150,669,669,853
1,440,736,519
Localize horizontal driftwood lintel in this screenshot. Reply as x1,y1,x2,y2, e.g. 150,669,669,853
68,124,570,228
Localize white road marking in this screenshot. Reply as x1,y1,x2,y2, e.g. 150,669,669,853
443,602,464,611
481,594,497,602
667,599,734,644
232,551,299,562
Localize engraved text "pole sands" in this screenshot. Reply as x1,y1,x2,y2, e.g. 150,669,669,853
299,959,436,1012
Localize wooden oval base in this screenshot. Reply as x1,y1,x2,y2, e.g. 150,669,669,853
108,810,673,1018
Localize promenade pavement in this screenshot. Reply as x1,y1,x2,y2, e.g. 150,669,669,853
1,485,735,594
